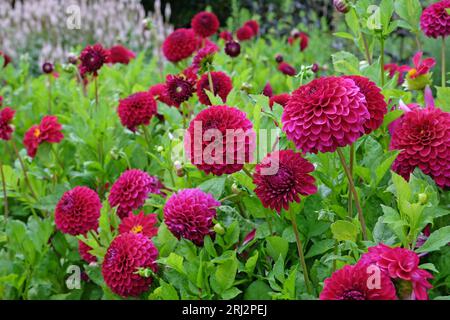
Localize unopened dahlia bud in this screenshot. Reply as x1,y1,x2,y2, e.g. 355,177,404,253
275,54,283,63
311,63,319,73
67,53,78,65
225,41,241,58
241,82,253,93
42,62,54,74
213,223,225,235
418,193,428,205
174,161,184,177
231,183,241,195
333,0,351,14
156,146,164,152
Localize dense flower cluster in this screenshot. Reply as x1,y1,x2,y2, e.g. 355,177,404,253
117,91,157,132
420,0,450,38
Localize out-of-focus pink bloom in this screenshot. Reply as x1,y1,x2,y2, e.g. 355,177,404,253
407,52,436,79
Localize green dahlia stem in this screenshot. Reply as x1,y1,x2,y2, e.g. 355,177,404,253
442,37,446,88
11,140,38,201
0,156,8,220
208,70,215,96
361,32,372,65
47,76,52,114
336,148,368,241
94,76,99,111
348,144,354,218
289,209,313,295
380,36,385,87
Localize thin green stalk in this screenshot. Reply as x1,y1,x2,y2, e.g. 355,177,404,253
0,156,8,220
11,140,38,201
242,167,253,179
361,32,372,64
142,125,152,150
442,37,446,88
207,70,215,96
380,36,385,86
337,148,368,241
47,76,52,114
348,144,354,218
94,76,99,111
289,210,313,295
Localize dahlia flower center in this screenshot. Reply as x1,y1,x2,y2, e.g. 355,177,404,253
265,165,295,191
34,128,41,138
408,69,417,77
131,225,143,234
342,290,365,300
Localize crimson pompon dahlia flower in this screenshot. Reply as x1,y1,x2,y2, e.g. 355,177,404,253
344,75,387,134
282,76,369,153
269,93,290,109
236,25,254,41
55,186,101,236
23,115,64,158
277,62,297,76
108,169,162,219
149,83,178,107
196,71,233,105
106,45,136,65
287,32,309,51
117,91,157,132
359,244,433,300
185,105,255,175
79,43,109,76
192,43,219,72
224,41,241,58
253,150,317,213
389,105,450,188
162,28,197,63
165,73,196,105
102,232,158,297
163,188,220,245
320,263,397,300
119,212,158,238
420,0,450,39
78,240,97,263
244,20,259,35
0,107,15,141
219,30,233,41
191,11,220,38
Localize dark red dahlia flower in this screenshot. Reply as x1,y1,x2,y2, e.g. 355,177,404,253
119,211,158,238
117,91,157,132
262,82,273,97
185,105,255,175
78,240,97,263
102,232,158,297
196,71,233,105
55,186,101,236
106,45,136,65
244,20,259,35
420,0,450,38
42,62,54,74
236,25,254,41
333,0,351,14
162,28,197,63
0,51,11,67
344,75,387,134
253,150,317,213
79,43,109,76
165,74,196,105
163,188,220,245
0,107,15,141
278,62,297,76
269,93,290,109
389,106,450,188
299,32,309,51
224,41,241,58
23,115,64,158
275,54,284,63
320,263,397,300
282,76,369,153
219,30,233,41
191,11,220,38
149,83,178,107
108,169,162,219
359,244,433,300
192,43,219,72
311,63,319,73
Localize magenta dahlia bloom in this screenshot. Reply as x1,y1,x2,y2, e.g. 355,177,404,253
102,232,158,297
244,20,259,35
0,107,15,141
149,83,178,107
196,71,233,105
236,25,254,41
192,43,219,72
162,28,197,63
253,150,317,213
79,43,109,76
108,170,162,219
119,211,158,238
359,244,433,300
269,93,290,109
389,106,450,188
282,76,369,153
165,74,195,105
55,186,101,236
163,188,220,245
320,263,397,300
106,45,136,65
78,240,97,263
117,91,157,132
23,115,64,158
185,105,255,175
191,11,220,38
420,0,450,38
277,62,297,76
344,75,387,134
